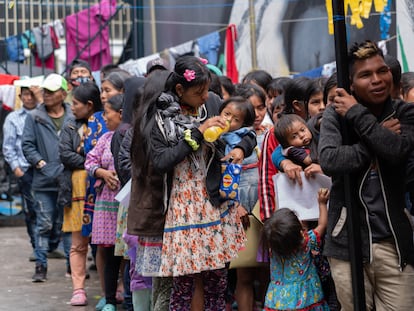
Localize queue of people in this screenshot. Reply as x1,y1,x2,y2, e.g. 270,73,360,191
3,39,414,311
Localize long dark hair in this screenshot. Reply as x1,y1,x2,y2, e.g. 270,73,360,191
281,77,311,119
130,70,170,177
242,69,273,90
323,72,337,106
263,208,303,258
72,82,103,112
234,83,267,107
164,56,211,96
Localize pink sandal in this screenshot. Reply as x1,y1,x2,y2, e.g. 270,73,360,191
70,288,88,306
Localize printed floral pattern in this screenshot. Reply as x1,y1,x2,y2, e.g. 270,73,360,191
135,236,163,277
264,230,329,311
85,131,120,245
159,146,246,277
114,202,129,257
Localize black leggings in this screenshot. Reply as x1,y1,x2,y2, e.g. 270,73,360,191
103,246,123,305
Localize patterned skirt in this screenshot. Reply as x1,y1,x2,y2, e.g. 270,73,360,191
91,186,119,245
135,235,164,277
158,155,246,277
62,169,87,232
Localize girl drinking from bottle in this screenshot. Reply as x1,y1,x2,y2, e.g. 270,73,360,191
135,55,256,310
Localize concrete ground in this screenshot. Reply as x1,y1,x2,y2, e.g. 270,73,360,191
0,223,103,311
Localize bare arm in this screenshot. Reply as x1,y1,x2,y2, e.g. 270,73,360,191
315,188,329,237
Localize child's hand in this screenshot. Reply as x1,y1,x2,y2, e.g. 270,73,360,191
317,188,330,204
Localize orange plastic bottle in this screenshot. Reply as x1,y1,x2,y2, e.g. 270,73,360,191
203,120,231,142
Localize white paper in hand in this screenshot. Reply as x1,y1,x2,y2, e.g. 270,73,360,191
273,172,331,220
114,178,131,207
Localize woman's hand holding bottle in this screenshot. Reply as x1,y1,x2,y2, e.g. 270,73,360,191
199,116,230,142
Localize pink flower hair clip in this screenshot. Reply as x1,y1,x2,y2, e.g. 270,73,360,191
183,69,196,82
199,57,208,65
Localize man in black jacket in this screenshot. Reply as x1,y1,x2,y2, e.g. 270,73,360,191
318,40,414,310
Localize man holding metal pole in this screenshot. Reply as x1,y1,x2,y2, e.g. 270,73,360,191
318,40,414,310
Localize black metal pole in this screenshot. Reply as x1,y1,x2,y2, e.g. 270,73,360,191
331,1,366,310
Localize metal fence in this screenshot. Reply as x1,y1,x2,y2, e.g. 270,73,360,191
0,0,132,77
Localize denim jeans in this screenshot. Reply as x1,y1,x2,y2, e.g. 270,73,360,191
34,191,63,267
62,232,72,270
238,167,259,213
18,168,37,250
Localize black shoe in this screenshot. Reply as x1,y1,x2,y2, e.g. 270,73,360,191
32,265,47,282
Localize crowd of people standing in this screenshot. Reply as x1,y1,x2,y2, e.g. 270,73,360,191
3,39,414,311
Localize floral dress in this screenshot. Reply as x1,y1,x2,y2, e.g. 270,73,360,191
264,230,329,311
84,131,120,245
158,145,246,277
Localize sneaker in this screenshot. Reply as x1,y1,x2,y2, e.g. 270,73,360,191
70,289,88,306
95,297,106,311
47,249,65,259
32,265,47,282
101,304,116,311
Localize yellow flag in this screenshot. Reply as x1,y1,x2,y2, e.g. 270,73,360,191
326,0,388,35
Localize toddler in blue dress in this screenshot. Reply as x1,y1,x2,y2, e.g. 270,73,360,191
262,188,330,311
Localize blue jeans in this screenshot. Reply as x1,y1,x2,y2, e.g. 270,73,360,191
34,191,63,267
238,167,259,213
18,168,37,250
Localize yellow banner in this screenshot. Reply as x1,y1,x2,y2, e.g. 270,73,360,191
326,0,388,34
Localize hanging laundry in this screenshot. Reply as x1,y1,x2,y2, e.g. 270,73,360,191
51,19,65,38
5,35,25,62
225,24,239,83
65,0,117,71
198,31,221,66
21,30,36,53
0,74,20,85
32,25,55,60
167,40,198,71
0,85,17,109
119,53,162,77
34,26,60,70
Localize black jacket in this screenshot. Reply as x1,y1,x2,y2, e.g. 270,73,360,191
58,118,86,207
117,127,133,187
319,99,414,269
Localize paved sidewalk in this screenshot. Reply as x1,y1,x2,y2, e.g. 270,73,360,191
0,225,102,311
